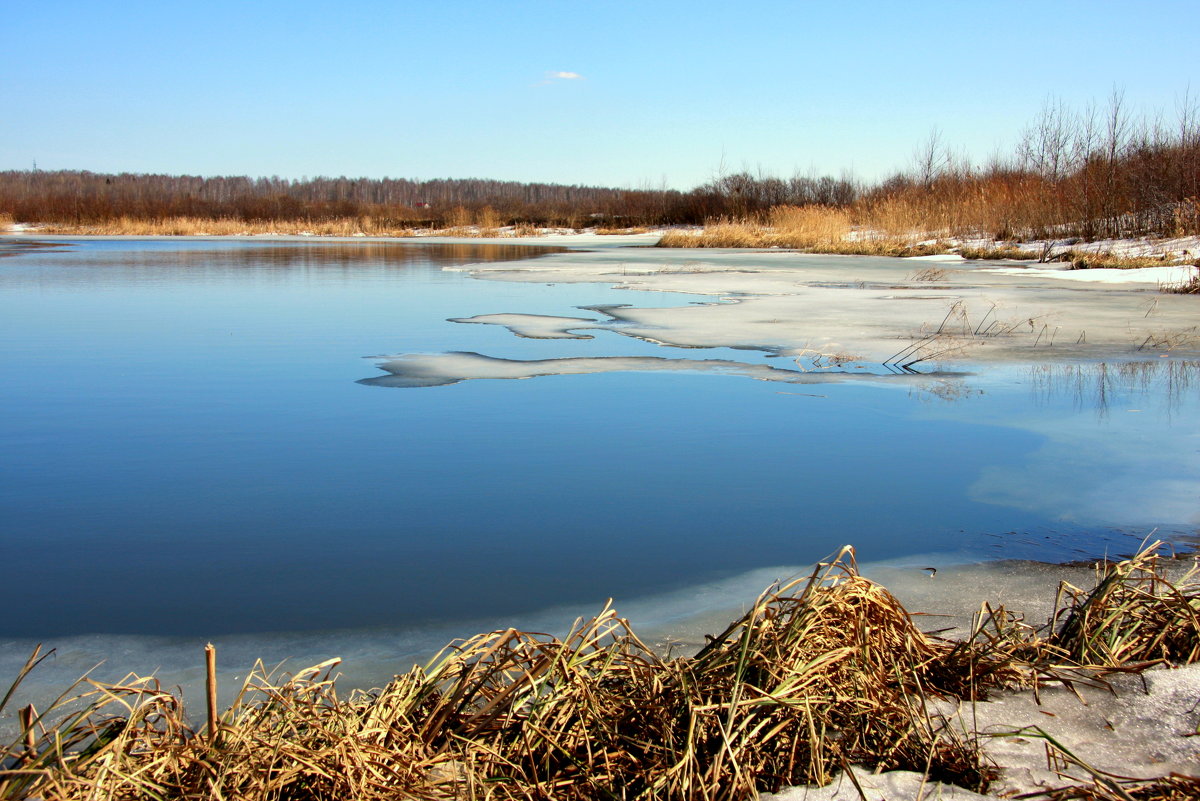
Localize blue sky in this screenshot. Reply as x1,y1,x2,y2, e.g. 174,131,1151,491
4,0,1197,189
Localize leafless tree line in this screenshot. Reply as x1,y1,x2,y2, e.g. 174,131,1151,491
0,171,704,227
2,92,1197,237
863,90,1200,239
0,168,865,229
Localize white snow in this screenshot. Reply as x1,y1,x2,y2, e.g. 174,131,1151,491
447,313,602,339
445,246,1200,365
769,767,992,800
980,263,1197,285
361,352,945,389
905,253,967,262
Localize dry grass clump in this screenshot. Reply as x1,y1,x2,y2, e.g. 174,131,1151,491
3,543,1197,800
958,245,1037,261
593,227,651,235
657,219,771,248
656,208,951,255
853,194,945,241
814,239,951,257
768,205,852,248
1057,251,1191,270
476,205,502,237
438,206,523,237
1044,547,1200,667
510,222,541,237
655,227,705,246
1161,266,1200,294
959,245,1200,273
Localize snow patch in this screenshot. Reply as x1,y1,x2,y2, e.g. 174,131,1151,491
980,263,1197,284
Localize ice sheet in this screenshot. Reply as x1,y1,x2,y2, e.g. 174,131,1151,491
444,247,1200,365
360,351,963,388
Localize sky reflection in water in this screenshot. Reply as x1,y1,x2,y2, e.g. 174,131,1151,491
0,239,1196,640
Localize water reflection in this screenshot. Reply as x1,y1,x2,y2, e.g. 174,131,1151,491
1029,360,1200,417
27,241,564,270
959,360,1200,528
904,376,985,404
0,238,70,258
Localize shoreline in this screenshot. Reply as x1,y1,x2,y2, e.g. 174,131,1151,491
6,222,1199,266
5,547,1191,728
4,547,1197,800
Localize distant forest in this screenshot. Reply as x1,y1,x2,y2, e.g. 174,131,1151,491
0,170,857,228
2,93,1197,239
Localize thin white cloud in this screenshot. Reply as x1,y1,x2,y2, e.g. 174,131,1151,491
536,70,585,86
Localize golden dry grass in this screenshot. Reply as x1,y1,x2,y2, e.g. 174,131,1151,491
658,200,1198,270
31,214,568,239
36,216,421,237
2,543,1196,801
1056,251,1196,270
657,211,951,256
1162,268,1200,294
768,205,852,247
958,245,1037,260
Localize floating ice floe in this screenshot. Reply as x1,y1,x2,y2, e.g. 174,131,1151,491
359,351,961,388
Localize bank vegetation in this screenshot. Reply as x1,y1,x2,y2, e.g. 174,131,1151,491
3,93,1199,274
2,543,1198,801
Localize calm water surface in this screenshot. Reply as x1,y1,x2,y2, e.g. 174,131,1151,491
1,238,1197,642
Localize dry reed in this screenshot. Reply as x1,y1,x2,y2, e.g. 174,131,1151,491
30,214,570,239
656,209,951,256
958,245,1038,261
1057,251,1195,270
2,543,1196,800
1161,267,1200,294
35,216,421,238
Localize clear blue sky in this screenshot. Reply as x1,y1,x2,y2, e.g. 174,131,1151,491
4,0,1197,189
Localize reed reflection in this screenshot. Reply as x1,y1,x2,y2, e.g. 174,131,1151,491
53,241,565,270
1028,360,1200,418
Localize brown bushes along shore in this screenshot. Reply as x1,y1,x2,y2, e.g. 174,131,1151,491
5,93,1198,245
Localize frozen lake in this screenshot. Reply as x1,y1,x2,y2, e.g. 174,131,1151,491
1,236,1197,699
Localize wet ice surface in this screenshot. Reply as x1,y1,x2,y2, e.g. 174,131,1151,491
1,237,1199,751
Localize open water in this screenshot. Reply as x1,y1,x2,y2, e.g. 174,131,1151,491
0,238,1196,694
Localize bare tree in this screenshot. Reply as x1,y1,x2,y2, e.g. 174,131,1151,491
1018,97,1075,181
912,128,950,187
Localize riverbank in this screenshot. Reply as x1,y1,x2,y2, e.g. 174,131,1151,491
3,545,1197,800
7,216,1198,277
